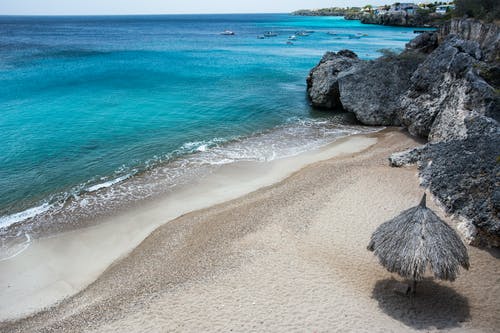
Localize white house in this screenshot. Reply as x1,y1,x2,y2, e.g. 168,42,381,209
389,3,420,15
436,5,455,15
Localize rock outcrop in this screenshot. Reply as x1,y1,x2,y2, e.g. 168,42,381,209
440,18,500,62
306,50,360,109
344,12,438,28
338,52,425,125
406,31,439,54
359,12,437,28
307,18,500,246
390,116,500,246
399,35,497,142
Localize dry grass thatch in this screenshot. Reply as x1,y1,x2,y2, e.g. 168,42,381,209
368,194,469,282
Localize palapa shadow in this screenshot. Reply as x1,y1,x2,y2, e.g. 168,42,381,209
371,278,470,330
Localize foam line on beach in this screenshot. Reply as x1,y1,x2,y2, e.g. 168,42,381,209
0,133,378,321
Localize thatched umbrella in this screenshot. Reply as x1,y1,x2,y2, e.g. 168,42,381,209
368,194,469,294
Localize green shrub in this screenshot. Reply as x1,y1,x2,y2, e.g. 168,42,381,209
453,0,500,22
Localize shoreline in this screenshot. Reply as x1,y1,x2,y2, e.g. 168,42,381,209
0,118,374,240
0,130,378,322
3,128,498,332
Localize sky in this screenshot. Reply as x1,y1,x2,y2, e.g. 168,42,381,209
0,0,391,15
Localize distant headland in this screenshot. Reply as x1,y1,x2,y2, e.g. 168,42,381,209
293,1,499,27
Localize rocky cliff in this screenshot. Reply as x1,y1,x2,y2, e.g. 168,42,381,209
358,12,437,28
307,19,500,247
399,35,497,142
440,18,500,62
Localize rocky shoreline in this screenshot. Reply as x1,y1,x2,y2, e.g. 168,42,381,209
307,18,500,247
294,9,442,28
344,11,439,28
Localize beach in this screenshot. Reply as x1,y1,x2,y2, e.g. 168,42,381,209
3,128,499,333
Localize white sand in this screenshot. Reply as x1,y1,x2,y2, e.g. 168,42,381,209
0,134,377,322
2,129,499,333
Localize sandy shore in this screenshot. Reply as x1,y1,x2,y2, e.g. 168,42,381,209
0,132,377,321
2,129,499,333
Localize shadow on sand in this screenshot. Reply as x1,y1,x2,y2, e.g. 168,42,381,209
372,278,470,330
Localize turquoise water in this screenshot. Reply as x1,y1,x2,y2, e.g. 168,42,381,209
0,14,419,235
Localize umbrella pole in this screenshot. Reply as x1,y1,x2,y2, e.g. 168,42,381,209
409,269,418,295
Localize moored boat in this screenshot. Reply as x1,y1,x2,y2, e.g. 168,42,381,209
264,31,278,37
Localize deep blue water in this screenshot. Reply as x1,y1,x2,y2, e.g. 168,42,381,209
0,14,420,232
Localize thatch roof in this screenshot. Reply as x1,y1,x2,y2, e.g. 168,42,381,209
368,194,469,282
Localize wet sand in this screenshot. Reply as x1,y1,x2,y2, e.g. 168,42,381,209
2,129,499,332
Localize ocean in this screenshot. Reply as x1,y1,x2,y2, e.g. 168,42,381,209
0,14,420,248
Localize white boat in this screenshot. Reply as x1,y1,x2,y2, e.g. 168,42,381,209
288,35,297,40
220,30,235,35
264,31,278,37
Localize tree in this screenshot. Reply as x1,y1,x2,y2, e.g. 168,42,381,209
454,0,500,22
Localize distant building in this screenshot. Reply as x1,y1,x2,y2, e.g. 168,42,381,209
374,6,389,15
436,5,455,15
389,3,420,15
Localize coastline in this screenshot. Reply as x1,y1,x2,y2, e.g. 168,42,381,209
0,130,378,322
3,128,499,332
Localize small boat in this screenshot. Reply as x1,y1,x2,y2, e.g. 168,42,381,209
295,31,310,37
257,35,265,39
220,30,235,35
326,31,338,36
288,35,297,40
264,31,278,37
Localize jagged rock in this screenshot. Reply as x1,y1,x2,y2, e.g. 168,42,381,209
475,61,500,92
388,146,424,167
337,49,358,59
306,51,360,109
359,12,436,28
440,18,500,62
399,35,497,142
406,32,439,54
338,52,425,125
390,116,500,247
416,116,500,246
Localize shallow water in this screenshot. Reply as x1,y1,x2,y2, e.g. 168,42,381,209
0,14,420,244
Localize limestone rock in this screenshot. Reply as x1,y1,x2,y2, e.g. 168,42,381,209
440,18,500,62
399,36,497,142
415,117,499,246
388,146,424,167
306,51,360,109
406,32,439,54
338,52,425,125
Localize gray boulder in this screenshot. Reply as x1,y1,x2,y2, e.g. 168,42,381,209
389,146,424,167
338,52,425,125
392,116,500,246
406,32,439,54
399,36,497,142
306,50,360,109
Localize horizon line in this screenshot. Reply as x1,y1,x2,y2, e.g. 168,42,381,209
0,12,294,17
